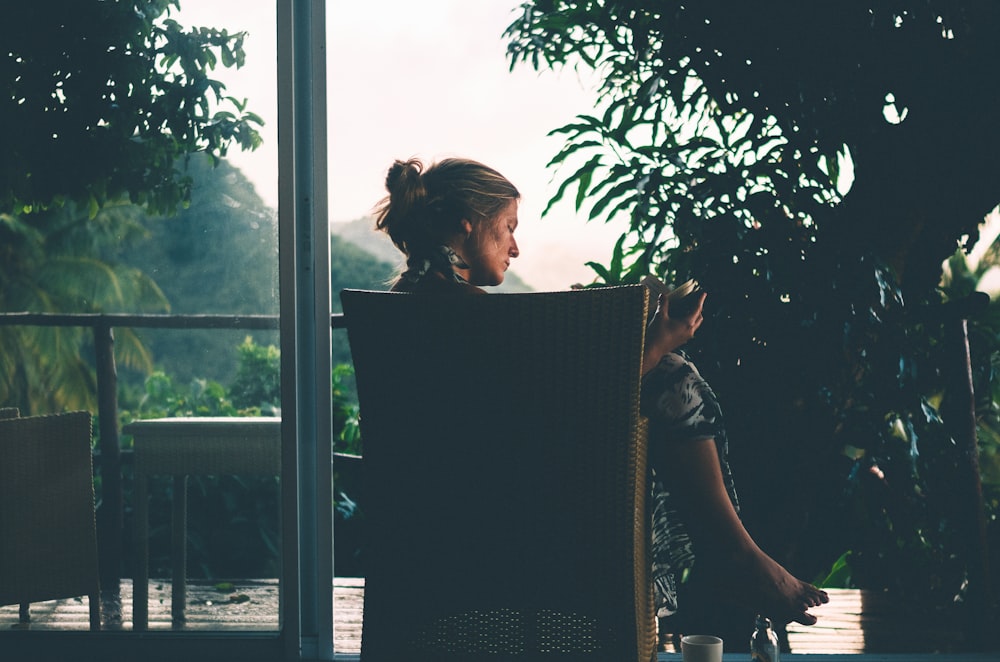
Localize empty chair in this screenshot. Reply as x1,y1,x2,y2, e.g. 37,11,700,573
0,411,101,630
0,406,27,624
341,285,655,662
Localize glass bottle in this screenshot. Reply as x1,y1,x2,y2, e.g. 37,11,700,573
750,614,779,662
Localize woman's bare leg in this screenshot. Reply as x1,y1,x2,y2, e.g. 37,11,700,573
661,438,829,626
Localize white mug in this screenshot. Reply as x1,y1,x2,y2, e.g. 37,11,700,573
680,634,723,662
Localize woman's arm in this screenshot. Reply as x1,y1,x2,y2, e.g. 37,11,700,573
642,292,707,375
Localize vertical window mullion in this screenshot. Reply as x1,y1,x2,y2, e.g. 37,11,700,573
278,0,333,659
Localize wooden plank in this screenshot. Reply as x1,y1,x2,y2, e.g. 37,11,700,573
0,579,282,632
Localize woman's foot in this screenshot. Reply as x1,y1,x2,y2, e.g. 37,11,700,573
749,554,829,625
694,547,829,625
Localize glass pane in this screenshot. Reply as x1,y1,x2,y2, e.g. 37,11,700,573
118,1,281,633
323,1,993,658
0,1,280,633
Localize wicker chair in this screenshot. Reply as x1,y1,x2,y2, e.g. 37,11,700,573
341,285,656,662
0,411,101,630
0,406,27,624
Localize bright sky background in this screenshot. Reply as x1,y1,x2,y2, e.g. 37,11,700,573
177,0,629,291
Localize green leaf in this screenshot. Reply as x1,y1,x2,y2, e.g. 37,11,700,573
588,179,638,222
545,139,605,168
543,153,604,216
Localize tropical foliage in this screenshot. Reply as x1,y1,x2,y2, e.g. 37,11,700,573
2,0,262,216
506,0,1000,626
0,201,167,414
112,155,279,387
1,1,263,415
0,154,278,415
229,337,281,414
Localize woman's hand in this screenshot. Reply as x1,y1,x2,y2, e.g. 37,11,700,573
642,291,706,375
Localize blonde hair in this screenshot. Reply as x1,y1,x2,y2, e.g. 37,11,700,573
373,157,520,260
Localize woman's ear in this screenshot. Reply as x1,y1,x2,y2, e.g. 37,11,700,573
460,219,473,237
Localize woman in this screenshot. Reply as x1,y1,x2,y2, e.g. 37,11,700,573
374,156,828,629
374,156,519,294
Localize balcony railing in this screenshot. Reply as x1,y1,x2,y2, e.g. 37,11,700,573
0,311,347,598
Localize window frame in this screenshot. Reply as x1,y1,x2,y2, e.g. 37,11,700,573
3,2,329,660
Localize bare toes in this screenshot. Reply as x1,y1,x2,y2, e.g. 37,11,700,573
793,611,818,626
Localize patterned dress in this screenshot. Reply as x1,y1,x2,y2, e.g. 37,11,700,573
641,351,740,618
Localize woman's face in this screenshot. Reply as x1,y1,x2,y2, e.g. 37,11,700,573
459,199,520,286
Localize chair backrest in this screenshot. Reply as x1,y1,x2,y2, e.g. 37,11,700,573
0,411,100,610
341,286,655,662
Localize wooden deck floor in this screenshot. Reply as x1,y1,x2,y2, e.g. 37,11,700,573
0,581,984,655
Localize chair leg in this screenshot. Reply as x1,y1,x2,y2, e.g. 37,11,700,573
134,471,150,629
171,474,188,623
18,602,29,624
89,592,102,630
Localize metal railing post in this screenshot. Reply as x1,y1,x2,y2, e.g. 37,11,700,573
92,320,123,615
942,313,992,646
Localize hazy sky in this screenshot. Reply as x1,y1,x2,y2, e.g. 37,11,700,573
177,1,629,291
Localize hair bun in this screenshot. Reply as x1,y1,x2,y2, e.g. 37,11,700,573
384,158,425,199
